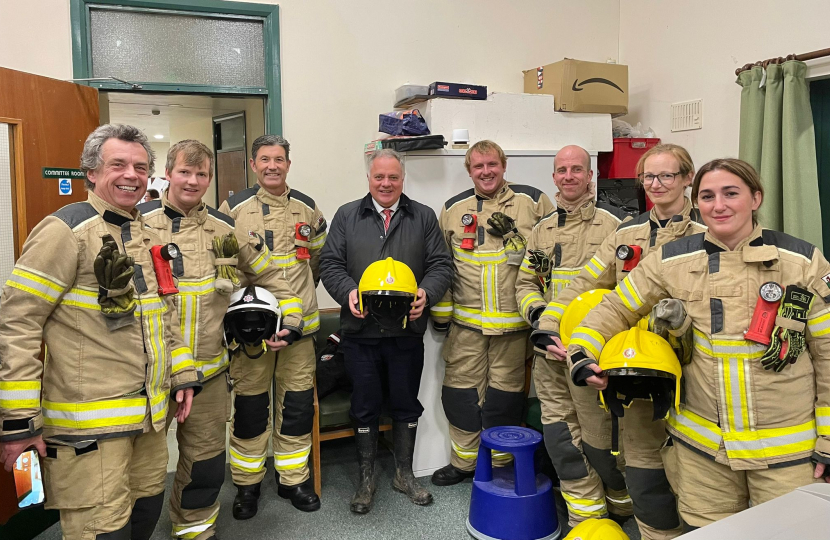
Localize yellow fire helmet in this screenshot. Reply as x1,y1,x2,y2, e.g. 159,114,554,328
358,257,418,329
560,289,612,347
599,327,682,453
564,518,630,540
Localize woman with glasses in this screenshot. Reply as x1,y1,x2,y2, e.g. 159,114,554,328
566,158,830,529
532,143,705,540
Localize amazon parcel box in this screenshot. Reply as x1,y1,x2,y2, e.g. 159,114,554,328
523,59,628,115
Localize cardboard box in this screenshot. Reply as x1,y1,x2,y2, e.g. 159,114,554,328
429,82,487,100
523,59,628,115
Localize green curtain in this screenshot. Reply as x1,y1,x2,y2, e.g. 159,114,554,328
737,61,823,248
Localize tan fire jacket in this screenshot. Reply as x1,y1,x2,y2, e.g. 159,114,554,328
139,196,304,382
0,192,199,443
515,200,628,327
431,183,554,335
538,199,706,339
219,184,326,336
568,225,830,470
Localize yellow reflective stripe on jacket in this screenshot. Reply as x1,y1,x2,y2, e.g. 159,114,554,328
171,347,195,373
176,276,215,295
549,269,581,298
61,288,168,315
145,306,167,411
452,305,528,331
0,381,41,409
270,252,299,268
667,408,723,451
138,296,167,315
229,447,266,472
520,292,545,315
6,266,67,303
279,297,303,317
42,397,147,429
274,445,311,471
59,287,99,309
309,232,327,250
177,293,198,352
430,301,452,318
693,330,764,432
571,326,606,358
173,507,219,539
303,311,320,333
196,350,230,379
584,256,606,279
817,407,830,436
722,420,816,460
452,245,507,265
452,440,478,460
150,392,168,424
249,247,271,275
808,309,830,337
482,264,498,313
542,301,566,321
615,275,644,311
693,329,766,359
561,492,608,518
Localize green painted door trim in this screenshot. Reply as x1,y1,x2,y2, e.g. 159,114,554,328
69,0,282,134
812,78,830,255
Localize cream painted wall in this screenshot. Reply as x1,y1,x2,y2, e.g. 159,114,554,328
1,0,621,308
618,0,830,166
242,0,619,224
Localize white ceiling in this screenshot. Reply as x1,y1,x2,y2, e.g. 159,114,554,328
105,92,263,142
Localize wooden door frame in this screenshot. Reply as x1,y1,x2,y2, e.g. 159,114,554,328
0,117,27,259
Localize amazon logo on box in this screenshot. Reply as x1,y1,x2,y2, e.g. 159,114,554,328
523,59,629,116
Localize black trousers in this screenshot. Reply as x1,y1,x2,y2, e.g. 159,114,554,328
341,335,425,427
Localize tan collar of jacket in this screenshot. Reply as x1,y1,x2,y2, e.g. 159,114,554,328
87,190,141,223
650,198,699,234
256,183,291,207
554,183,596,215
705,224,772,257
161,193,208,224
474,182,514,203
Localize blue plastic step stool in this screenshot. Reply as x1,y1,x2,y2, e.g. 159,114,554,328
467,426,560,540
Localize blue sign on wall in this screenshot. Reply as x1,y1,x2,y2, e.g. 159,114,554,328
58,178,72,196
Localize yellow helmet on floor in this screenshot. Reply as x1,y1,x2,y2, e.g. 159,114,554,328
358,258,418,328
560,289,612,347
564,518,630,540
598,327,682,419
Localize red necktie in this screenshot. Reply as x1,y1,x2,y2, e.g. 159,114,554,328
382,208,392,232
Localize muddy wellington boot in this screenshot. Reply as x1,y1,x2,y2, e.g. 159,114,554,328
350,421,379,514
391,421,433,506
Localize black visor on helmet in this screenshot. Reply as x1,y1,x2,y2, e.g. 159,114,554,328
224,310,278,359
362,293,414,330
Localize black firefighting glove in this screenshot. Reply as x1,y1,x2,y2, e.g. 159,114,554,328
527,249,552,292
213,233,241,294
761,285,814,372
94,235,136,328
649,298,693,365
487,212,527,266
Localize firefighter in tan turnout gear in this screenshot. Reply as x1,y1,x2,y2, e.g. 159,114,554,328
514,145,633,526
534,144,705,540
218,135,326,519
571,158,830,530
430,140,554,485
138,140,303,539
0,124,200,540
